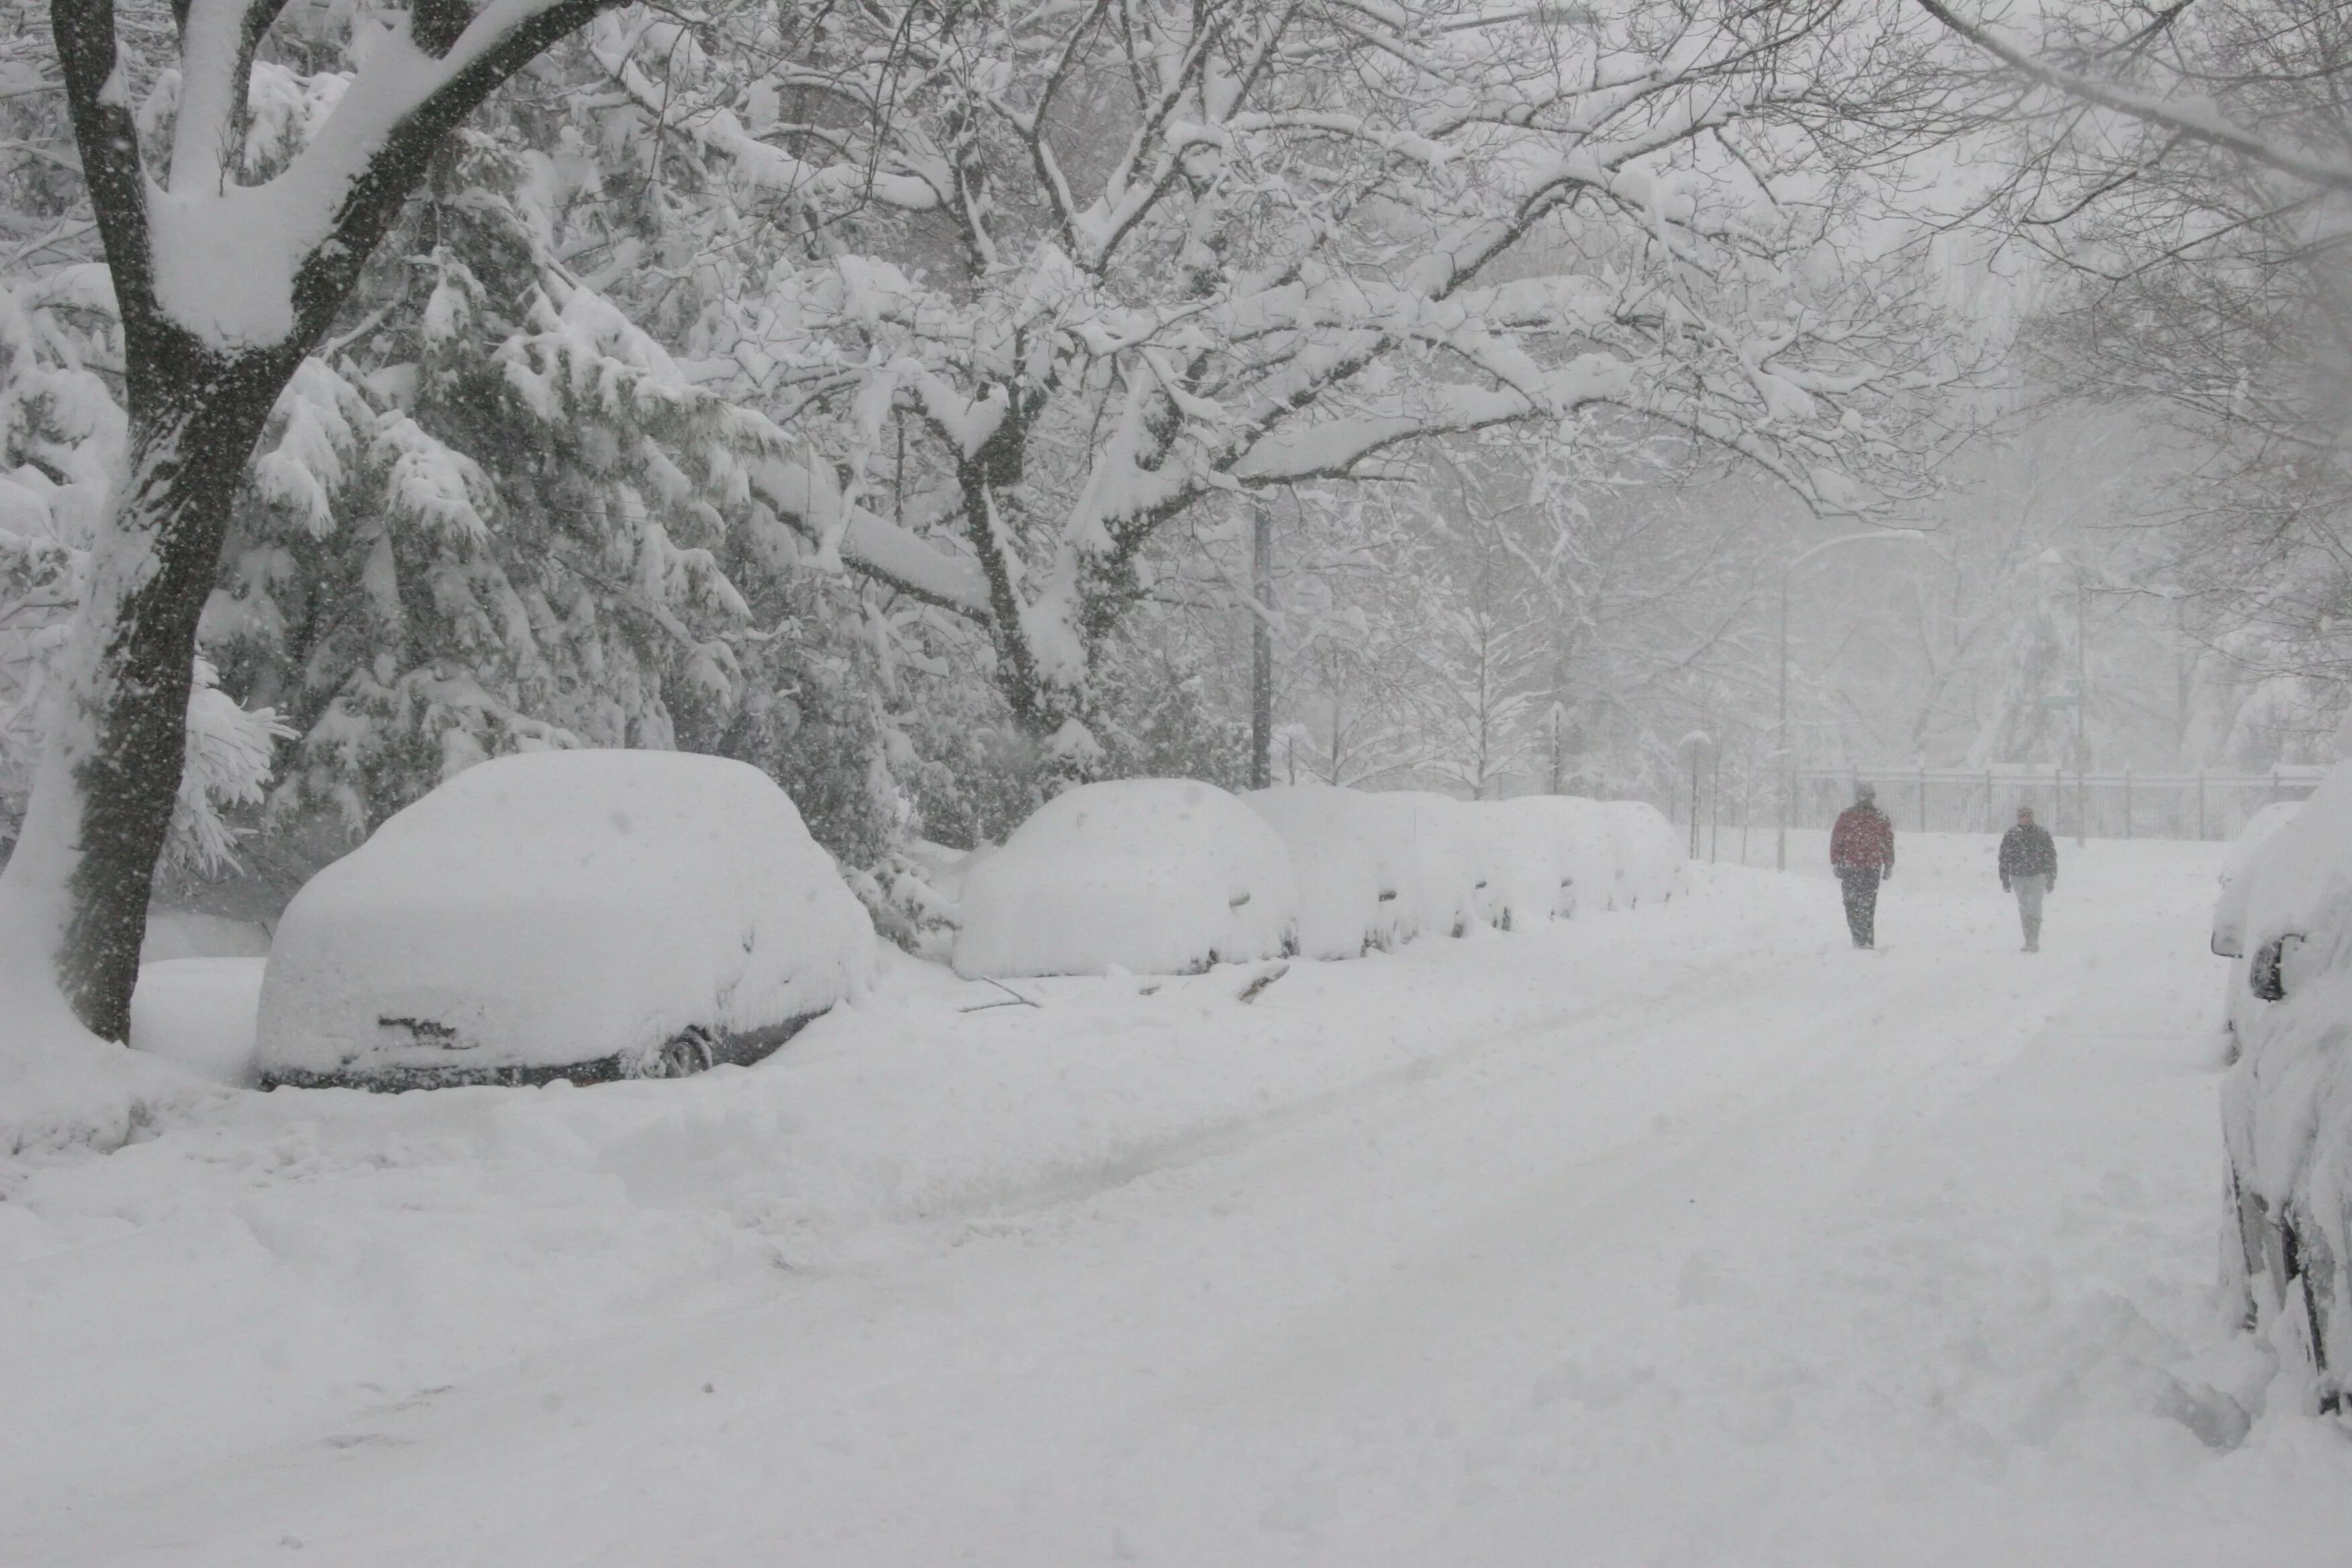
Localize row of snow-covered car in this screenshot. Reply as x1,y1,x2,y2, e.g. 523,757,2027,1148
950,778,1686,978
2209,777,2352,1408
246,754,1685,1092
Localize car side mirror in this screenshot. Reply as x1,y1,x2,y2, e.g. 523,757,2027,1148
2250,934,2302,1002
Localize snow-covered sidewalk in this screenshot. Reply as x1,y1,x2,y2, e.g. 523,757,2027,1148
7,833,2352,1565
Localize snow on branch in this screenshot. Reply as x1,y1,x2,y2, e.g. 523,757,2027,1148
55,0,622,354
1914,0,2352,193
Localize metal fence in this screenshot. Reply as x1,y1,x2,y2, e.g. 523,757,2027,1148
1778,765,2324,842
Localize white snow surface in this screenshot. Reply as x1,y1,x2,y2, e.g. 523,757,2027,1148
129,957,266,1088
954,779,1298,977
256,750,875,1079
9,832,2352,1565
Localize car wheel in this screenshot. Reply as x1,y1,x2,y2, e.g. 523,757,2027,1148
648,1028,716,1079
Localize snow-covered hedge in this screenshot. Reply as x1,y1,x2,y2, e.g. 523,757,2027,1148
2218,765,2352,1401
952,780,1300,978
956,781,1689,977
256,751,875,1087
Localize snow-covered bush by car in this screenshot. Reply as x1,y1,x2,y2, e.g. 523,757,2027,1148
953,780,1299,979
2218,765,2352,1406
257,752,875,1090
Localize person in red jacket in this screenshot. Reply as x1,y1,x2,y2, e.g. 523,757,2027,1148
1829,782,1896,948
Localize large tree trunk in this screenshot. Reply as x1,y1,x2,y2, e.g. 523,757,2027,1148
0,342,295,1040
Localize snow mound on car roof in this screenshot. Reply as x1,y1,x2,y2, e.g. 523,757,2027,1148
954,779,1297,977
256,750,875,1080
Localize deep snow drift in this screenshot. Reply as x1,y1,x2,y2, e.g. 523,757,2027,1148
5,832,2352,1566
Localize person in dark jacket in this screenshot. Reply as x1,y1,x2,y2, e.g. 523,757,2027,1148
1829,782,1896,948
1998,805,2059,951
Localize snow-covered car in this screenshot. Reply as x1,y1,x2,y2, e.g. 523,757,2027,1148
2218,766,2352,1402
1595,799,1689,908
2212,800,2302,961
1342,791,1485,940
953,779,1298,977
2213,801,2304,1065
1493,795,1614,920
1244,785,1406,959
256,750,876,1091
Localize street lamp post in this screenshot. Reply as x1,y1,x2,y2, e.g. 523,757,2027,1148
1775,530,1932,871
2038,548,2092,848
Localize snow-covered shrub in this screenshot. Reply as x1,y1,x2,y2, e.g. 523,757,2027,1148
256,751,875,1089
2218,763,2352,1400
953,780,1297,978
1244,785,1406,959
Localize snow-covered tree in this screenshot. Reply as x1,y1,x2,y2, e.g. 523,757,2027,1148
1919,0,2352,744
593,0,1969,777
2,0,639,1042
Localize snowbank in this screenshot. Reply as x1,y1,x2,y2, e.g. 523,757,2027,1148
256,750,875,1084
954,779,1297,977
130,958,268,1088
1244,785,1405,959
0,899,220,1166
2218,763,2352,1395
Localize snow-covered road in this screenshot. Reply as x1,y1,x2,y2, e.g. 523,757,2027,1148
9,834,2352,1565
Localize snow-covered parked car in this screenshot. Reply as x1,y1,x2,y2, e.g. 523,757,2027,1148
1344,791,1485,940
256,750,876,1091
2218,765,2352,1402
1493,795,1613,920
2212,800,2303,961
2214,800,2304,1065
1446,799,1558,932
1596,799,1689,908
953,779,1298,977
1244,785,1406,959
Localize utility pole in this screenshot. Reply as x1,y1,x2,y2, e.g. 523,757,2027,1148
1251,496,1273,790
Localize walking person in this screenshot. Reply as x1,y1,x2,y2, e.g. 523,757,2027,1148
1999,804,2059,952
1830,782,1896,948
